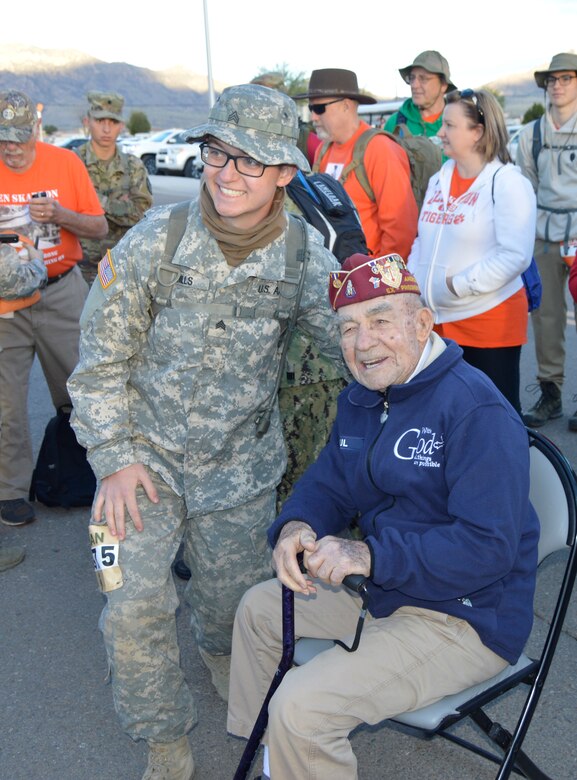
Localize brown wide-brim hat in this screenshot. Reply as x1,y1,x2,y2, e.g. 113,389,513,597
534,52,577,88
293,69,376,105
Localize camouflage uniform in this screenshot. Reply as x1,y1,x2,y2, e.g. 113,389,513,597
0,244,47,299
75,143,152,283
277,197,347,509
68,196,342,741
75,91,152,284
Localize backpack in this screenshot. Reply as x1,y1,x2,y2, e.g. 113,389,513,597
315,126,443,212
29,406,97,508
530,118,577,249
531,117,577,167
285,170,368,263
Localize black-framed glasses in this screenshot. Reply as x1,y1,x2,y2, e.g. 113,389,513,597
544,74,577,87
459,89,485,125
199,143,268,178
308,98,345,115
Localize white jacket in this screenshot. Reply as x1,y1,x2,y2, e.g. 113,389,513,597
408,159,536,324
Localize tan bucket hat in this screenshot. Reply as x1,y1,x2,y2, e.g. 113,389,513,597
534,53,577,88
398,51,457,92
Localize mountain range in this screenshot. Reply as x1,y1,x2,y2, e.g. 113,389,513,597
0,44,228,132
1,44,548,133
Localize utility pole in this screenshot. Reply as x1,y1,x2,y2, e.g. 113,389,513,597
202,0,216,108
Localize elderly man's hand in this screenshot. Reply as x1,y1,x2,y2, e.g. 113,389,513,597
304,535,371,586
28,196,57,224
273,520,318,595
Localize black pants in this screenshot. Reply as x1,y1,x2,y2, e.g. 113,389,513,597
460,345,522,415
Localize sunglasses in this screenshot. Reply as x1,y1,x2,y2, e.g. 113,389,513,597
308,98,345,115
459,89,485,125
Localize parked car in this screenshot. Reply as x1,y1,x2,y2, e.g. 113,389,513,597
119,128,184,174
155,131,203,178
507,124,524,163
53,136,88,150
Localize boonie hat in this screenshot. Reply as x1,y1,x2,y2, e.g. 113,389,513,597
87,91,124,121
292,69,376,105
534,53,577,88
186,84,309,171
399,51,457,92
0,91,37,142
329,253,421,311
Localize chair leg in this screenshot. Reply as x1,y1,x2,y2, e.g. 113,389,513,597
470,709,553,780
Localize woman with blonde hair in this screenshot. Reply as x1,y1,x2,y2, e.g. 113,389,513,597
408,89,536,412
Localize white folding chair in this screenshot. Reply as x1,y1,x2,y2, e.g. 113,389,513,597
294,428,577,779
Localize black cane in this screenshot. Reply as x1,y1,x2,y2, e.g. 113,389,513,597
232,573,367,779
233,583,295,780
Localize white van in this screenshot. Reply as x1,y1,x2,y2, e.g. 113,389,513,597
358,100,405,128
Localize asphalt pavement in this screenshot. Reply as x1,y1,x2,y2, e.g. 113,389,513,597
1,181,577,779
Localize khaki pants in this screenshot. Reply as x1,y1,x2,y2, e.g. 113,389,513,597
98,469,276,742
228,579,508,780
0,266,88,499
531,239,577,387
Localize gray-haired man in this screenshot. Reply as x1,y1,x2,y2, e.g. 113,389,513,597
68,84,343,780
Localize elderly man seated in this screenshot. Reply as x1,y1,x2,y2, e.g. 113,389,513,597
227,253,539,780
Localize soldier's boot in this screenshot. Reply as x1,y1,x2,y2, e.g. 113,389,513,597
0,542,25,572
522,381,563,427
198,648,230,702
142,736,194,780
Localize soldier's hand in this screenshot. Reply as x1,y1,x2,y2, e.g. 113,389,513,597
93,464,159,541
272,520,318,595
304,536,371,587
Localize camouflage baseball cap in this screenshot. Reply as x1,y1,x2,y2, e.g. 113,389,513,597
186,84,310,171
0,91,37,142
399,51,457,92
87,91,124,121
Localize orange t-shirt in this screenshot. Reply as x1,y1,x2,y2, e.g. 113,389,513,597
434,167,528,348
0,142,104,277
423,109,443,124
315,120,418,260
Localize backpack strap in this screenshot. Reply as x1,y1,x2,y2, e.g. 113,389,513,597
255,214,309,437
340,128,385,202
313,129,386,202
152,199,193,313
312,141,331,174
532,119,542,169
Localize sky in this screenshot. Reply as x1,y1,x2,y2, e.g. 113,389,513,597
19,0,577,98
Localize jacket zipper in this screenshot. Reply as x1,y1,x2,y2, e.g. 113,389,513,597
366,389,389,490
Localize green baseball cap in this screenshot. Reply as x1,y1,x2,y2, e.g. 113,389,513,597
87,91,124,121
0,91,37,142
186,84,310,172
534,53,577,88
399,51,457,92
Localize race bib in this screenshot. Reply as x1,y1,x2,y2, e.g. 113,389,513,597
89,523,123,592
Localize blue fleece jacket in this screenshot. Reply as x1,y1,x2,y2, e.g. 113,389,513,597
269,340,539,664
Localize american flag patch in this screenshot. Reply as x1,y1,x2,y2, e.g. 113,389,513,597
98,250,117,289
